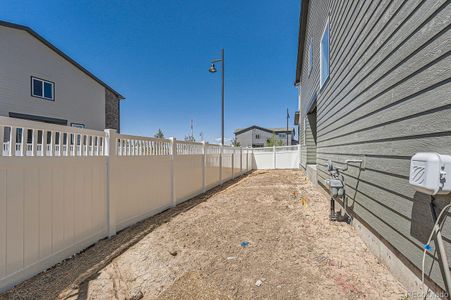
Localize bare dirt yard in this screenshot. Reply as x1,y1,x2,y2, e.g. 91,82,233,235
2,170,407,299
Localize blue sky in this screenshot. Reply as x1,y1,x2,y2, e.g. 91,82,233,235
2,0,300,143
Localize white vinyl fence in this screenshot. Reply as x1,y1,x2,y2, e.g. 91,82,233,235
0,116,253,292
252,145,300,169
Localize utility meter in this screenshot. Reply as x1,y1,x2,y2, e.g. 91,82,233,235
409,152,451,195
325,178,344,197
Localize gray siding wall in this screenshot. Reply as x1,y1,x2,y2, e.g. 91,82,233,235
236,130,254,147
0,26,106,130
300,113,317,167
300,0,451,292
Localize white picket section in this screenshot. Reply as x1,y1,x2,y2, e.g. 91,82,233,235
0,116,262,292
252,145,300,169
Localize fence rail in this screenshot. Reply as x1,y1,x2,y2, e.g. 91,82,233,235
252,145,300,169
0,117,256,292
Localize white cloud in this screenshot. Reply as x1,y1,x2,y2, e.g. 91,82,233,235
214,137,232,145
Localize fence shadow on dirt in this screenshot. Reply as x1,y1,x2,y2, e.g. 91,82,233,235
2,171,254,300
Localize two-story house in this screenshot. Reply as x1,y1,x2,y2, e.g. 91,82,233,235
234,125,294,148
295,0,451,296
0,20,124,131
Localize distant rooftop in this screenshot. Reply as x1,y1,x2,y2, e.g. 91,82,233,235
234,125,294,135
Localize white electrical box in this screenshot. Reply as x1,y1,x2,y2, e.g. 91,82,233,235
409,152,451,195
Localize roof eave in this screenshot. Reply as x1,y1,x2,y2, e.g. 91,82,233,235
294,0,310,86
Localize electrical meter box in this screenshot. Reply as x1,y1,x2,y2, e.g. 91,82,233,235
409,152,451,195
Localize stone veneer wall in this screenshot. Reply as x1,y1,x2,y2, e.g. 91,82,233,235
105,89,120,132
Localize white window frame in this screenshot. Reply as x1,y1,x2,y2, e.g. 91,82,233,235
31,76,55,101
71,123,85,128
319,19,330,89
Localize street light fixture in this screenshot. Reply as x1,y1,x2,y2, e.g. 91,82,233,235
209,49,224,145
208,63,217,73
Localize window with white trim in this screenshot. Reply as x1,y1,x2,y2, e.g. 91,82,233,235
320,19,330,88
31,77,54,101
71,123,85,128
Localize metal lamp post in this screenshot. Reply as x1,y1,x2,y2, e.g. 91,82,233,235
209,49,225,145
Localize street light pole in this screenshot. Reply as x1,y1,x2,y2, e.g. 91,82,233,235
221,49,225,146
209,49,225,145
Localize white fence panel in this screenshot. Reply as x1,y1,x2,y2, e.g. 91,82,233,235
205,145,221,189
0,117,107,292
252,146,300,169
0,116,252,293
253,147,275,169
110,134,173,231
222,147,234,181
275,151,300,169
174,155,204,204
111,156,172,231
174,141,204,204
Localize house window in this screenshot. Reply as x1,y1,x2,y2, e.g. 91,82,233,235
31,77,54,101
71,123,85,128
279,133,286,138
256,134,260,139
320,19,330,88
308,39,313,76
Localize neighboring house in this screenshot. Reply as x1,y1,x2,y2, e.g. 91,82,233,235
0,20,124,131
234,125,294,148
295,0,451,296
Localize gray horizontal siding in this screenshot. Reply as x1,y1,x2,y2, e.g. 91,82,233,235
300,0,451,292
300,117,317,167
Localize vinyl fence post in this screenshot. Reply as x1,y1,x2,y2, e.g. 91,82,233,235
298,144,301,169
240,147,243,174
220,144,223,185
0,126,4,157
170,137,177,207
104,129,117,238
273,145,276,169
202,141,206,193
10,126,16,156
231,147,235,179
19,127,26,156
245,148,248,172
252,147,254,170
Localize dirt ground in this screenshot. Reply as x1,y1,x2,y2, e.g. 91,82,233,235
2,170,407,300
